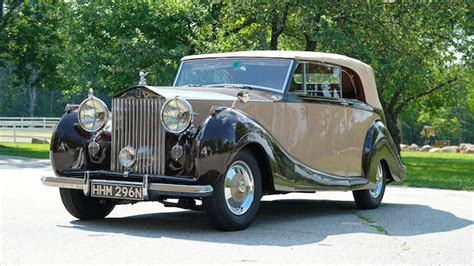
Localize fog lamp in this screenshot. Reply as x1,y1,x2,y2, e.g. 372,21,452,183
88,141,100,157
119,146,136,168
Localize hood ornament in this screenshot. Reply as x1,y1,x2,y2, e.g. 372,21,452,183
88,88,94,98
139,70,148,86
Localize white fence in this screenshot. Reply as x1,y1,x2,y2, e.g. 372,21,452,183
0,117,61,143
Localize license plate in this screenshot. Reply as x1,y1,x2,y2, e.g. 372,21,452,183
90,182,143,201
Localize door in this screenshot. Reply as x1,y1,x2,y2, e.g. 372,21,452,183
282,62,350,180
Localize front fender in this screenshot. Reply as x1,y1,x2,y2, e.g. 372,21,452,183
192,107,295,190
50,110,111,176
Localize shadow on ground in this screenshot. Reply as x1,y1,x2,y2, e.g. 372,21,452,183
0,155,50,169
61,199,473,246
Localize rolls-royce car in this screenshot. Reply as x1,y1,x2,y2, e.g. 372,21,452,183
41,51,406,231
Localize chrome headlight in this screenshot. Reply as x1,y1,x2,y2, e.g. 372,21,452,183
160,97,193,134
78,96,109,132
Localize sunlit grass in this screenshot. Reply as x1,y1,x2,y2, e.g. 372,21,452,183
0,143,50,159
399,151,474,190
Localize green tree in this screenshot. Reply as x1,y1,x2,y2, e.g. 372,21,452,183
1,0,471,149
283,1,472,148
1,0,65,116
59,1,196,96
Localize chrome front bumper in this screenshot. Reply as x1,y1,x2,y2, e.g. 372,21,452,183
41,174,213,199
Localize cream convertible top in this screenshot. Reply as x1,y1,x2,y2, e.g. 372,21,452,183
182,51,382,110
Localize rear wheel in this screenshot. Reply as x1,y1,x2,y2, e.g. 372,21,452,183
353,162,387,209
59,188,115,220
203,149,262,231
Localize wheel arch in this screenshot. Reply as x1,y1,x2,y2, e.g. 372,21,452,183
193,107,284,190
362,120,406,183
240,142,275,194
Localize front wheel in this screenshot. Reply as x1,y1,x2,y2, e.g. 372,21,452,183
353,162,387,209
59,188,115,220
203,149,262,231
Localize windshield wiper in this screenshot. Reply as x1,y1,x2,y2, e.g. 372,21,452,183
206,84,254,90
184,84,203,87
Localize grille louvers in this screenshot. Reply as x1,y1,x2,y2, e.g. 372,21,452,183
111,97,165,175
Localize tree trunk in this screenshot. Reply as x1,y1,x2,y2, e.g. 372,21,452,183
23,86,37,117
269,31,279,50
270,13,282,50
384,110,401,154
269,1,291,50
305,39,316,51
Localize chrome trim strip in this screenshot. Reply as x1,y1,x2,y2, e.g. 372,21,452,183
40,176,84,190
111,100,116,171
148,183,214,194
283,59,296,94
172,61,183,86
143,175,149,200
83,171,90,196
90,179,143,186
41,176,213,197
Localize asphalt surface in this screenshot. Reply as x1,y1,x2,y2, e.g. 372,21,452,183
0,155,473,264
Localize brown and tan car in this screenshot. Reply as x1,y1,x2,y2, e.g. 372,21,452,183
41,51,406,231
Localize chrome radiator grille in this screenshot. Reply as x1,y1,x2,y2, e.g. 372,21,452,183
111,98,165,175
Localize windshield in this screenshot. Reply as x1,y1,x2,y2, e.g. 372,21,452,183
174,58,293,92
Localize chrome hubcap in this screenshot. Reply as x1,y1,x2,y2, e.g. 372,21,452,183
369,163,384,198
224,161,255,215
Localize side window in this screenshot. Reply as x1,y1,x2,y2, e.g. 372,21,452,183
341,68,365,102
306,63,341,98
288,62,342,99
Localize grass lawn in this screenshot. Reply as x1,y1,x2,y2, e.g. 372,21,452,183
399,151,474,190
0,143,50,159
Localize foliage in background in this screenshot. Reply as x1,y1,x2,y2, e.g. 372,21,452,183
1,0,65,116
0,0,472,146
401,66,474,145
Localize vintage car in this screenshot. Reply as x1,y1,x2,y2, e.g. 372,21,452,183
41,51,406,231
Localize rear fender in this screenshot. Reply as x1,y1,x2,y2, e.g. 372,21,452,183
362,121,406,183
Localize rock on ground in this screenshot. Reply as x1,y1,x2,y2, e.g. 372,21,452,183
420,145,432,152
440,146,460,153
400,144,409,151
408,144,420,151
463,147,474,154
31,138,49,144
460,143,474,153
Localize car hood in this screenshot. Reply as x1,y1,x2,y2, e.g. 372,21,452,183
114,85,281,102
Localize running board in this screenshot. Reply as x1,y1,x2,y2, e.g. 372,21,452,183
293,163,370,191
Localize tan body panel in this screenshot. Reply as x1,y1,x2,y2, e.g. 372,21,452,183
190,95,378,177
189,100,286,144
282,102,378,176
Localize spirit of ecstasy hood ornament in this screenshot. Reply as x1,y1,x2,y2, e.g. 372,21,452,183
139,70,148,86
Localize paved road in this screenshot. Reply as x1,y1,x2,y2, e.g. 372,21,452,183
0,155,473,264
